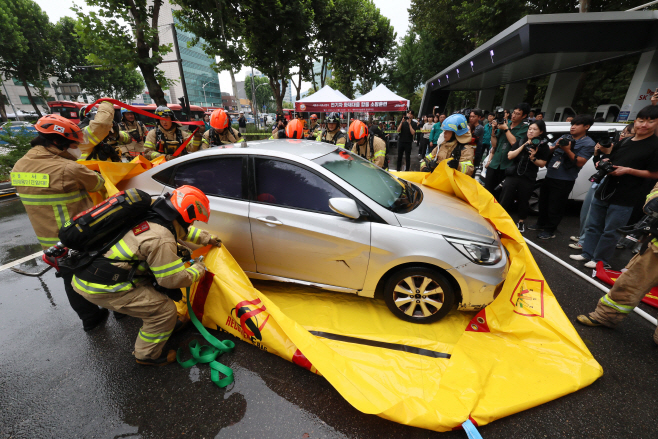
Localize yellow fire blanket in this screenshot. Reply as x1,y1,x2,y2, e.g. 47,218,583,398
83,158,603,432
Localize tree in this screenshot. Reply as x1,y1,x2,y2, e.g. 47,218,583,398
244,74,276,113
53,17,144,103
0,0,60,117
0,2,27,121
74,0,174,106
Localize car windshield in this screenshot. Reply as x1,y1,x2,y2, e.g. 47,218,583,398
313,149,420,212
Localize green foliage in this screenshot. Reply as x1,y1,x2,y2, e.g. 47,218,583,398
73,0,174,105
0,0,59,117
245,75,277,113
54,16,145,102
282,101,294,109
0,130,34,180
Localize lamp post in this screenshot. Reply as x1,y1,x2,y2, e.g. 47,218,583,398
202,80,213,107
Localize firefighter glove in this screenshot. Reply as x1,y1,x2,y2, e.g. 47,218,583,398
448,159,459,169
208,236,222,248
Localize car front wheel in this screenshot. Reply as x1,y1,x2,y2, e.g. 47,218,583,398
383,267,455,324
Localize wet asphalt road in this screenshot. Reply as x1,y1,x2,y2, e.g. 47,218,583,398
2,162,658,439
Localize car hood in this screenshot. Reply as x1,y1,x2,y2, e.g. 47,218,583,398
394,184,498,243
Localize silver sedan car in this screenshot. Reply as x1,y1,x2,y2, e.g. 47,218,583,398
119,140,508,323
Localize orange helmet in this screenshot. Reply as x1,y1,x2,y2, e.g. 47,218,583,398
35,114,84,143
210,108,229,130
348,120,368,142
285,119,305,139
170,185,210,224
310,114,318,120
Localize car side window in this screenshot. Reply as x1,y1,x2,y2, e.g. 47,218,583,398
173,157,243,199
255,158,344,213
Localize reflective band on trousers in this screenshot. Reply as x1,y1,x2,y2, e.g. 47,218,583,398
37,236,60,247
73,276,134,294
600,293,634,314
150,259,186,278
139,329,173,344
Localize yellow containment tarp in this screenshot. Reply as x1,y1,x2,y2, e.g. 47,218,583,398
172,159,602,432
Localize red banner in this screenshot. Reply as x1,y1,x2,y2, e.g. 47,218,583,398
295,100,408,113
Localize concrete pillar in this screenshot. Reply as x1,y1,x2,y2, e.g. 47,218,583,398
476,88,496,112
541,72,582,121
500,81,527,110
619,50,658,121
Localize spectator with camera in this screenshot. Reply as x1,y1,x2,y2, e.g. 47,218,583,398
530,114,596,239
500,120,552,232
570,105,658,268
469,109,485,169
484,103,531,196
396,110,417,171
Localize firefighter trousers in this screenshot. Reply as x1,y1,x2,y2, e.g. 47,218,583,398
590,243,658,344
74,282,178,360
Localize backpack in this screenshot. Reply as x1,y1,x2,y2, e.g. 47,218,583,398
58,188,153,252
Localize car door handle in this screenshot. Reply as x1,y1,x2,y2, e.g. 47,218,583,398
257,216,283,226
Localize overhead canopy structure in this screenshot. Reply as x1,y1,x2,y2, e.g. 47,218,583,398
354,84,410,112
419,10,658,116
295,85,351,112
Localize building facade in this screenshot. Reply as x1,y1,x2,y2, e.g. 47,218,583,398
157,0,221,108
221,92,238,111
1,77,58,116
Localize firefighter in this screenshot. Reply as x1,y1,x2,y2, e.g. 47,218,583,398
71,186,223,366
78,104,131,161
348,120,386,168
576,183,658,344
199,108,243,148
143,106,202,160
307,114,320,139
317,112,346,147
420,113,474,176
117,108,148,159
11,108,110,331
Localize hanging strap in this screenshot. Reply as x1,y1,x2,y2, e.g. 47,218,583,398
172,127,200,157
82,98,205,128
176,285,235,388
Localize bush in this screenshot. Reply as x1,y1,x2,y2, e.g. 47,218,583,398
0,130,35,181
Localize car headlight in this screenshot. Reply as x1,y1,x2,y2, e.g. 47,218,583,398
444,236,503,265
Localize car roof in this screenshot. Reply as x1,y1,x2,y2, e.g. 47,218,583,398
211,139,339,160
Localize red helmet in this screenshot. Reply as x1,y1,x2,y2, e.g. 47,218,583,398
285,119,305,139
210,109,229,130
348,120,368,142
170,185,210,224
35,114,84,143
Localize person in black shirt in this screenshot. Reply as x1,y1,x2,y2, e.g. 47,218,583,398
572,105,658,268
499,120,552,232
396,109,417,171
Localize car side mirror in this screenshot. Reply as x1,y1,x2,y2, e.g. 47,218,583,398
329,198,360,219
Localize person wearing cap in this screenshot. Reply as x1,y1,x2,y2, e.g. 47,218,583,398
200,108,243,147
420,113,474,176
307,114,321,139
143,106,203,160
348,120,387,168
237,111,247,135
11,105,112,332
118,108,149,159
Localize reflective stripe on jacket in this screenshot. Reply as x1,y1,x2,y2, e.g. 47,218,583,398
350,136,387,168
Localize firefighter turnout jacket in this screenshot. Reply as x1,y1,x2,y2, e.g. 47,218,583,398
198,127,243,149
317,128,346,148
78,102,132,161
71,221,212,296
648,182,658,248
351,135,387,168
143,125,202,160
118,119,148,159
421,138,475,176
307,122,321,139
11,118,108,249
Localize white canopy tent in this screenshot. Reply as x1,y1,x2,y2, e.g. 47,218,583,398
353,84,410,112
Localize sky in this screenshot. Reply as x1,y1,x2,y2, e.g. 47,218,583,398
34,0,410,97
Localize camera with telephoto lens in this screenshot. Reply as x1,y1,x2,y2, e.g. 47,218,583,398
589,159,614,183
598,128,620,148
495,108,505,124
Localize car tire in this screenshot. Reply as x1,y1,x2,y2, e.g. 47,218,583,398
528,184,541,216
383,267,456,324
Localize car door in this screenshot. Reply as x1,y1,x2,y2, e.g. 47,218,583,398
248,156,371,290
171,155,256,272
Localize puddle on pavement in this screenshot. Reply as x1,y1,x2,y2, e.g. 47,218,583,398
0,198,41,264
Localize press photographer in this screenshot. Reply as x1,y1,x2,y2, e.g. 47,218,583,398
530,114,596,239
572,105,658,268
499,120,552,232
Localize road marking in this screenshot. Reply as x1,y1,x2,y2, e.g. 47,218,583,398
0,251,43,273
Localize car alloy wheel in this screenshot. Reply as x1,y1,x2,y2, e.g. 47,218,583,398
383,267,455,324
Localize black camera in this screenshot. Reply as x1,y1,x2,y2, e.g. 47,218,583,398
589,160,614,183
557,135,574,148
525,138,541,154
495,108,505,124
599,128,620,148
